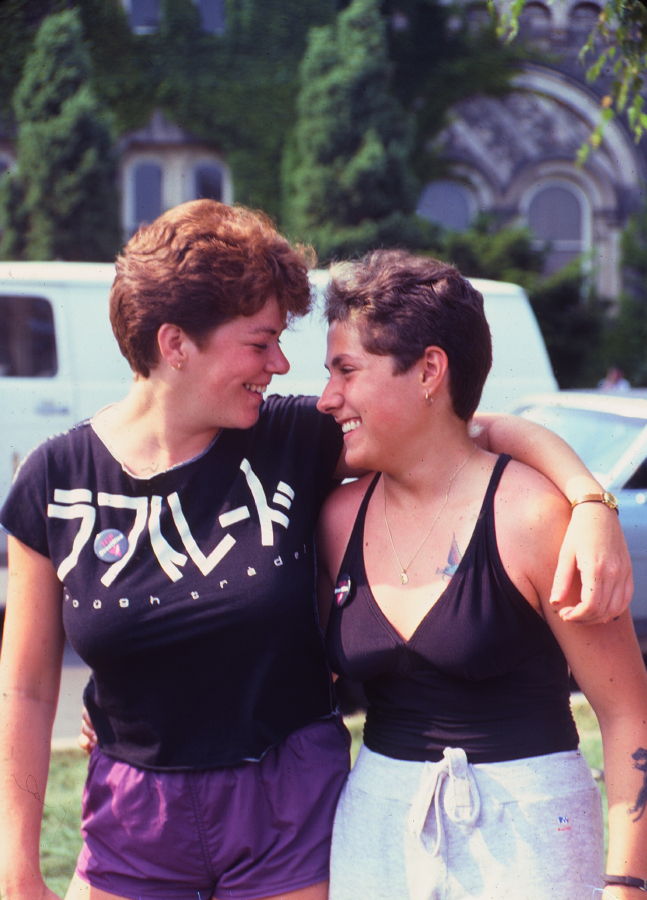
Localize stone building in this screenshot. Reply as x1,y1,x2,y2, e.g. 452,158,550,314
418,0,647,299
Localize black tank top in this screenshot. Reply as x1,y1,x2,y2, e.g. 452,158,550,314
326,455,579,763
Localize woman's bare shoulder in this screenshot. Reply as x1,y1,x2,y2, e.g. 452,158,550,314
318,474,376,568
495,458,571,606
323,473,376,516
498,457,568,518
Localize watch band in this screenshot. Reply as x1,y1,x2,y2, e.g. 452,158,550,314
570,491,619,514
603,874,647,891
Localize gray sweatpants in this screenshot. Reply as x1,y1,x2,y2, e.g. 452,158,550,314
330,745,603,900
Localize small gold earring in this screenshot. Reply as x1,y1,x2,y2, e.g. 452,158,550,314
424,390,434,405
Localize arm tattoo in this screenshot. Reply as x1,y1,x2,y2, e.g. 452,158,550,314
437,534,462,580
629,747,647,822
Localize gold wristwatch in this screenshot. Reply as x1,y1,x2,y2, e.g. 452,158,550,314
570,491,619,514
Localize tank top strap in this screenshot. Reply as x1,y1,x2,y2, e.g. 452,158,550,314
359,471,382,517
339,472,382,572
480,453,512,524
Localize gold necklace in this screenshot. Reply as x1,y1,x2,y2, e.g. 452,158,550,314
383,446,476,585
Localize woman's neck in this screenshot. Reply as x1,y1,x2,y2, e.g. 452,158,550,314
92,383,219,477
381,421,476,502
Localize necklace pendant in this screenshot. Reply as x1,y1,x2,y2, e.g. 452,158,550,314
400,571,409,585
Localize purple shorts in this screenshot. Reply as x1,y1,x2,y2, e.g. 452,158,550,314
76,717,351,900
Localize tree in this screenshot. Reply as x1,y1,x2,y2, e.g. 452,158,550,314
492,0,647,149
528,264,605,387
429,217,605,387
381,0,515,182
282,0,431,260
433,215,545,288
0,8,121,261
0,0,68,131
604,203,647,386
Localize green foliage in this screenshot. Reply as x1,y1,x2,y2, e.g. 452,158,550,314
604,203,647,386
1,1,513,225
429,218,605,387
41,748,86,896
165,0,343,214
0,8,122,261
77,0,158,132
1,0,341,219
283,0,429,261
0,0,69,130
434,216,545,288
383,0,516,181
0,170,28,259
578,0,647,153
491,0,647,149
528,263,605,388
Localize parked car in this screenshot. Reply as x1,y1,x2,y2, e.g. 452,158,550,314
512,390,647,652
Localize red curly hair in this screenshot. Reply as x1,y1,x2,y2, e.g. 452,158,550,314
110,199,313,376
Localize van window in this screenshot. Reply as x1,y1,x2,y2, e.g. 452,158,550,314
0,295,57,377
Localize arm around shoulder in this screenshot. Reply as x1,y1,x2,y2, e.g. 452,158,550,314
474,411,633,623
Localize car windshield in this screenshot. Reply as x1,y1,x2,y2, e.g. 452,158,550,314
517,405,646,479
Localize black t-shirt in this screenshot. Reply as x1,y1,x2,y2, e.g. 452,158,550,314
1,394,343,770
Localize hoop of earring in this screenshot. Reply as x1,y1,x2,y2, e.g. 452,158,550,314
424,390,434,406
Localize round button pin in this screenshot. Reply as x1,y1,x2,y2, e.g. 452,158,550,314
94,528,129,562
334,574,353,607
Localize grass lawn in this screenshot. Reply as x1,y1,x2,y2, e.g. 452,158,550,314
41,746,88,895
41,696,604,895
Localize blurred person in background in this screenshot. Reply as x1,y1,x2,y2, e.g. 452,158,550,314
599,366,631,392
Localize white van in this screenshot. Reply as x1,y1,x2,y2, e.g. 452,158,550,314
280,270,558,411
0,262,557,560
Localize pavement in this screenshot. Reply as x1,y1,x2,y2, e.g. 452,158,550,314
0,565,90,748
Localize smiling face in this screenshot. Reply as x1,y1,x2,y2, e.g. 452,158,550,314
184,296,290,432
317,318,423,471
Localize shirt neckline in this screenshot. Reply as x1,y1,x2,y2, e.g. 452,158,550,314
88,414,221,481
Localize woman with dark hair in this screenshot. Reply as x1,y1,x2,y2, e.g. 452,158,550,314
0,206,633,900
317,250,647,900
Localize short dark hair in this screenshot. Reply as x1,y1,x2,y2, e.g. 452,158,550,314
110,199,313,376
325,249,492,420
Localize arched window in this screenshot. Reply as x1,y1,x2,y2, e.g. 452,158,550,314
465,3,491,32
133,162,162,229
194,163,223,201
123,149,231,237
196,0,225,33
527,183,586,273
124,0,224,33
519,2,551,35
417,181,474,231
127,0,160,33
570,2,601,35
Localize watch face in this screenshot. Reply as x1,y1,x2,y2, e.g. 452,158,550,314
604,492,619,509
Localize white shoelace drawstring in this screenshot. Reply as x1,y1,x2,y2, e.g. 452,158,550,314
407,747,481,857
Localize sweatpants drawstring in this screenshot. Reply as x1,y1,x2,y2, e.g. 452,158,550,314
407,747,481,856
